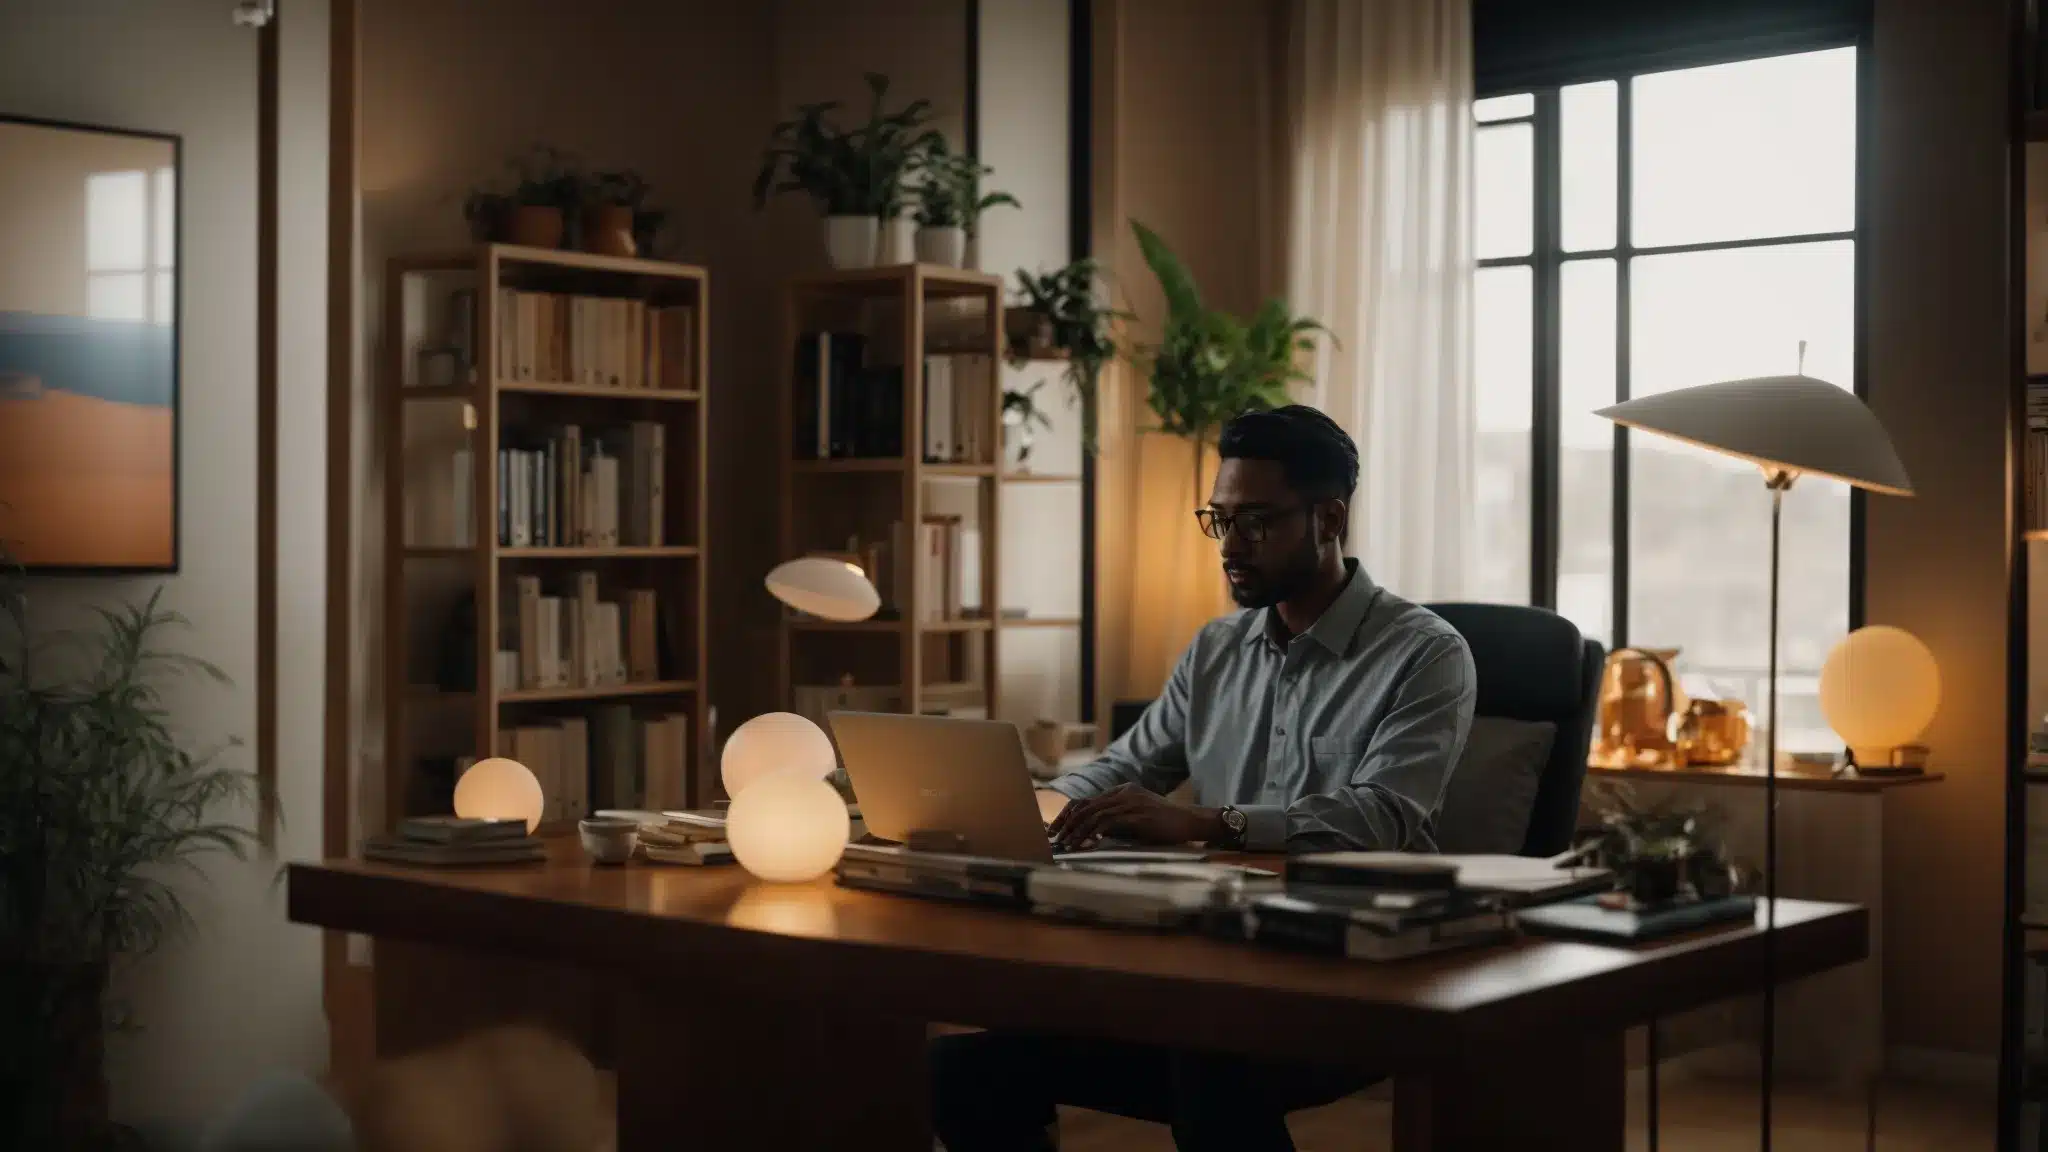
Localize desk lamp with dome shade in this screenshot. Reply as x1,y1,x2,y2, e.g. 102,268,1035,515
714,557,886,883
1596,362,1911,1150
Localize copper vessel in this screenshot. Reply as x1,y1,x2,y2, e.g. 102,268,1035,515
1590,647,1687,768
1670,698,1752,767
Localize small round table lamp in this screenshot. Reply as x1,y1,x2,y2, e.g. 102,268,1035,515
765,556,881,622
724,771,851,883
1819,625,1940,771
452,757,545,833
721,711,837,798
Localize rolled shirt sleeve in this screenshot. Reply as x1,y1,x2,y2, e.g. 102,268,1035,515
1245,635,1476,853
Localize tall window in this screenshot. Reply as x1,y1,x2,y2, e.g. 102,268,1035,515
1473,46,1859,753
86,166,175,326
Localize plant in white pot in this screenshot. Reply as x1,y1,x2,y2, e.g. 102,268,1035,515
0,567,256,1150
912,137,1018,269
753,73,939,270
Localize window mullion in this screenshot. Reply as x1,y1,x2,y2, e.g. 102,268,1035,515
1612,78,1633,650
1530,88,1562,610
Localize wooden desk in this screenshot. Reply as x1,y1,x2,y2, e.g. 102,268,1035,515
290,846,1867,1152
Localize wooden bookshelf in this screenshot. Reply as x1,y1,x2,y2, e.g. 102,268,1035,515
777,264,1004,725
382,245,711,833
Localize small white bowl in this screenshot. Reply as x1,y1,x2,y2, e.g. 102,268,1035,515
577,817,640,865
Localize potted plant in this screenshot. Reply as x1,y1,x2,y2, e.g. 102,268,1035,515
1002,382,1054,471
1008,258,1126,454
464,145,584,248
0,571,256,1149
753,73,940,270
1582,781,1738,906
1130,219,1330,499
584,169,652,258
912,137,1018,268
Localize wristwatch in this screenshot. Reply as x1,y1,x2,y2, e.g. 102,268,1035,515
1212,805,1249,849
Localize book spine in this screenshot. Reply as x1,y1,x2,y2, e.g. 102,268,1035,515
578,570,601,687
496,447,510,546
516,575,541,689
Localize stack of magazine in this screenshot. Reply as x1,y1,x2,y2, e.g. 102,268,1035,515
636,810,735,866
363,817,544,866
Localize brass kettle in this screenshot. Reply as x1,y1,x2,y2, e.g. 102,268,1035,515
1590,647,1752,769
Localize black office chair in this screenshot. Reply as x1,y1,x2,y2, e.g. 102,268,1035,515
1106,604,1603,858
1422,602,1603,858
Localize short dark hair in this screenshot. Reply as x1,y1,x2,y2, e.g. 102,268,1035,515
1216,404,1358,505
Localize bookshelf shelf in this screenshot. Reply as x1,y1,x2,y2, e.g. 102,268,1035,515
1001,616,1081,629
498,545,699,559
500,679,697,705
497,379,701,402
383,245,712,834
779,264,1004,724
1003,472,1080,484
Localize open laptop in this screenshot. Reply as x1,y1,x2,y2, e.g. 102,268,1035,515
826,711,1204,865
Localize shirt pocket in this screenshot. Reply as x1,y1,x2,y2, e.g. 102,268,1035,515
1309,736,1368,773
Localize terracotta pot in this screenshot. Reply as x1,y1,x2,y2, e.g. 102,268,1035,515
507,205,565,249
582,205,636,257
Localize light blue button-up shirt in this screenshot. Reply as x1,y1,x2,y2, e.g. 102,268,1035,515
1049,560,1476,853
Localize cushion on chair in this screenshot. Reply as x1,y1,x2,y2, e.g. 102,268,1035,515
1434,715,1556,854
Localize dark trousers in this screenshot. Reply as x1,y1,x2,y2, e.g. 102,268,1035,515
929,1030,1372,1152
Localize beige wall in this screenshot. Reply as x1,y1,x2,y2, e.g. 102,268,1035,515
0,0,333,1135
1864,0,2010,1061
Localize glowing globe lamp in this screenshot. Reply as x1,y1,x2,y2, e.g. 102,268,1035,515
1819,625,1940,767
725,772,851,883
721,711,837,798
452,757,545,833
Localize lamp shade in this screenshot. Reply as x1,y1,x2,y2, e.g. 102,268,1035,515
452,757,545,833
1596,375,1912,496
765,556,881,622
1819,625,1940,763
721,711,837,798
725,772,850,883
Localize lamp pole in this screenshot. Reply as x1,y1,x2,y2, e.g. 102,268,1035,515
1761,468,1792,1152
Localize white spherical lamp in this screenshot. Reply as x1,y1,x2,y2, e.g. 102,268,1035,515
1819,625,1941,767
766,556,881,622
725,772,850,883
721,711,837,798
452,757,545,833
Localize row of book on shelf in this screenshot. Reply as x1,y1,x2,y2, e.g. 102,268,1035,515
498,573,678,692
494,289,697,392
805,517,982,623
489,706,691,824
499,420,669,548
793,331,995,464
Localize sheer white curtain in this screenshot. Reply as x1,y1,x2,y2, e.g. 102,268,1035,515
1284,0,1475,601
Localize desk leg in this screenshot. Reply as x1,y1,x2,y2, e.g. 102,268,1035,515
614,980,930,1151
1392,1029,1624,1152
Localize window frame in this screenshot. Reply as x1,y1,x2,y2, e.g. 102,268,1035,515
1478,35,1870,647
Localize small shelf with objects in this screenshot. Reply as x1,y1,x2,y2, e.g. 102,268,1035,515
381,244,710,835
776,264,1007,733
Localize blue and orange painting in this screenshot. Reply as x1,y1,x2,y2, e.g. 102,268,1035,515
0,117,177,569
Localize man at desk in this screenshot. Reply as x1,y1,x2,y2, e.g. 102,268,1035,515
932,405,1478,1151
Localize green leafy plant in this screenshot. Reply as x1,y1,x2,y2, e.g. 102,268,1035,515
1002,382,1054,465
0,567,256,1149
1129,219,1331,498
1582,781,1738,905
1009,258,1126,454
911,136,1019,234
753,73,941,217
464,144,588,242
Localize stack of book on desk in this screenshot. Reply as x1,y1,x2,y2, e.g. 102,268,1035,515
836,843,1039,907
1239,852,1614,961
637,810,734,865
1028,861,1281,929
363,817,545,866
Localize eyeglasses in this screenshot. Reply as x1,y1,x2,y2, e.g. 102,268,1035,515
1194,504,1309,544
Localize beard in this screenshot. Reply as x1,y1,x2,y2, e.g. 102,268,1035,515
1225,534,1323,609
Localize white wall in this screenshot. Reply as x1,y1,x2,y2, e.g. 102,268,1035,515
0,0,331,1135
978,0,1084,727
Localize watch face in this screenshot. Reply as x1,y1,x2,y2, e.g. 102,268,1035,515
1225,808,1248,834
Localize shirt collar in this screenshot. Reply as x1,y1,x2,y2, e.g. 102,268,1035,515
1244,558,1381,656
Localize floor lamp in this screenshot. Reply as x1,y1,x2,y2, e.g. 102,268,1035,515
1596,374,1912,1151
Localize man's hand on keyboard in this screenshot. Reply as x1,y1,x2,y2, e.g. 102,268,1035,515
1048,783,1225,851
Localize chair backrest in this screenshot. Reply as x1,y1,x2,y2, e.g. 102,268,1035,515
1104,604,1602,858
1422,602,1603,857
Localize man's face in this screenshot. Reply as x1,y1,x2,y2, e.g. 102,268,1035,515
1205,458,1329,609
